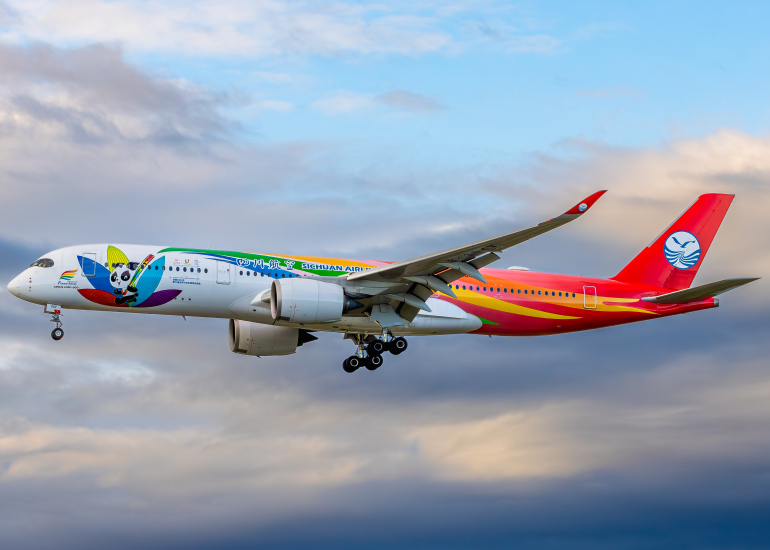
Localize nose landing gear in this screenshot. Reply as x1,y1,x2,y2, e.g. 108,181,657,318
48,305,64,341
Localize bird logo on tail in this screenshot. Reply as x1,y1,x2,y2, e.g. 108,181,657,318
664,231,701,269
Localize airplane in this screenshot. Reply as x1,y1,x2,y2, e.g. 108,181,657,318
6,191,758,373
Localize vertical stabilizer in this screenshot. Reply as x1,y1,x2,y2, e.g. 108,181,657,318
612,194,734,290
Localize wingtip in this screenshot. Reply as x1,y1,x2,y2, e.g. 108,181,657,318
563,190,607,215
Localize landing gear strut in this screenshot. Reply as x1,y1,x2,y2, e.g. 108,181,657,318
50,309,64,341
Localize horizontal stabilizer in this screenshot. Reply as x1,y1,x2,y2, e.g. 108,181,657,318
641,277,759,304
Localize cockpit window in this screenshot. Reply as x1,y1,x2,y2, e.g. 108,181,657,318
30,258,54,268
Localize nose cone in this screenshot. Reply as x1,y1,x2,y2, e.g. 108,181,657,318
7,275,21,298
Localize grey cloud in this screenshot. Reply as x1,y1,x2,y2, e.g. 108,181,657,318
0,41,231,144
1,271,769,549
375,90,443,114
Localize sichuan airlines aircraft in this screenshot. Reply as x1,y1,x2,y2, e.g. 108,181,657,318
6,192,758,372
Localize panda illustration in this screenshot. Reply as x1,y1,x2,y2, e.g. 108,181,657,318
109,263,139,305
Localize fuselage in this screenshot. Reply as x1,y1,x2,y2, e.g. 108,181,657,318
6,244,717,337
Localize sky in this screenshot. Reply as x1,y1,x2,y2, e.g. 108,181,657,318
0,1,769,548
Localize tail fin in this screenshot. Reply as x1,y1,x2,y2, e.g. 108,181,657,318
613,194,735,290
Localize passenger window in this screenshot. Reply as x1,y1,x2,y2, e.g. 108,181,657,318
176,267,180,271
559,292,562,296
538,290,542,295
239,270,243,275
504,288,507,293
204,268,208,273
261,273,264,277
462,285,466,290
198,268,201,273
517,289,521,294
524,290,528,294
497,288,500,293
483,286,487,291
572,293,576,298
183,267,187,272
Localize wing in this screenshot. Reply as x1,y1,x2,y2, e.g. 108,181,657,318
348,190,607,284
344,190,607,324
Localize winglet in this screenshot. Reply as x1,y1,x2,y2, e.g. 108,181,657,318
563,190,608,216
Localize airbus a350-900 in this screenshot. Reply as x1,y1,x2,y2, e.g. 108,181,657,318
7,192,757,372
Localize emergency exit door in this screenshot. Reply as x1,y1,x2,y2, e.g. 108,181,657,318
216,261,231,284
583,285,597,309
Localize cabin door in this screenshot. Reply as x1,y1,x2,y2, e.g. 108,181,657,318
583,285,597,309
216,261,231,284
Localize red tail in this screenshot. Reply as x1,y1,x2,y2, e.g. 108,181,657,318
613,194,734,290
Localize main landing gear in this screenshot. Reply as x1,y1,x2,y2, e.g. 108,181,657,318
342,332,408,373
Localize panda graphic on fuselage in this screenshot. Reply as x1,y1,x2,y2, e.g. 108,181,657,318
109,262,140,305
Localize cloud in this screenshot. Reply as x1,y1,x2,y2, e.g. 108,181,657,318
0,0,570,60
516,130,770,281
2,0,453,58
0,40,231,144
311,90,373,114
1,298,770,548
375,90,443,114
312,89,442,115
462,18,561,53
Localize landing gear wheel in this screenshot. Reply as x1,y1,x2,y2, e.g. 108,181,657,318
367,340,386,356
366,354,384,371
343,356,362,373
390,337,408,355
51,327,64,341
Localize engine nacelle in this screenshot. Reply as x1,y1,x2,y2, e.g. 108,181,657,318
270,278,358,324
229,319,317,356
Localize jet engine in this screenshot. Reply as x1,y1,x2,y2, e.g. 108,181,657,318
270,278,362,324
229,319,317,356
